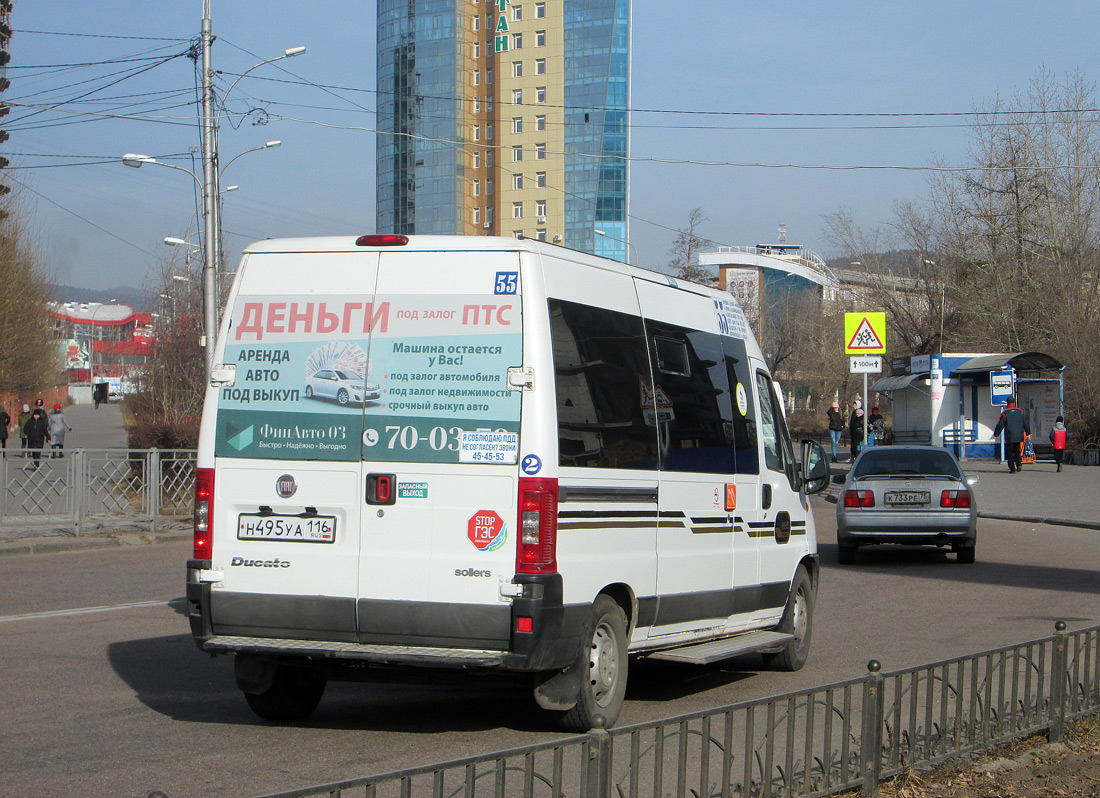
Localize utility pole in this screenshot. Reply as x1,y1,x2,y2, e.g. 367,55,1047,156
200,0,219,383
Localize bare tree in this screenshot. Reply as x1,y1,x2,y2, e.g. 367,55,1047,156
128,246,205,447
928,69,1100,437
666,207,712,283
0,196,59,393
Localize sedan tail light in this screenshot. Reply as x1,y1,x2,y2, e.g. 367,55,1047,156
941,490,972,508
843,489,875,508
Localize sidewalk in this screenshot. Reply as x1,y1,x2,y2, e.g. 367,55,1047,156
817,452,1100,532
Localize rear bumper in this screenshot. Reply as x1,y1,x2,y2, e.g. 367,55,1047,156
186,561,583,673
836,510,976,547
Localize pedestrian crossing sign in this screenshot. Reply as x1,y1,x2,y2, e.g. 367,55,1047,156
844,312,886,354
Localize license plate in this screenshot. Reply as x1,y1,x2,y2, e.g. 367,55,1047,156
237,513,337,543
884,491,930,506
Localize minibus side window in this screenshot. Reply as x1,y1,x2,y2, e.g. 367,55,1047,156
724,339,758,474
643,321,737,474
755,371,797,489
549,299,658,469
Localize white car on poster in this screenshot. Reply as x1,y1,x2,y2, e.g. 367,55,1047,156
303,369,381,406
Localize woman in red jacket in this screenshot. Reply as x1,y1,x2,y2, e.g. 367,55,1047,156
1049,416,1067,472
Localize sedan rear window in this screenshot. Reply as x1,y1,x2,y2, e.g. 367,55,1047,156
853,449,962,479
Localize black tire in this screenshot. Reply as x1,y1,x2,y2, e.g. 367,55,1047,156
559,595,629,732
336,388,349,406
243,665,326,721
304,385,313,399
763,567,814,672
837,544,857,565
955,545,976,564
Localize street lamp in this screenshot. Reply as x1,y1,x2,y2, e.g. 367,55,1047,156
594,229,639,267
123,139,284,382
89,300,116,405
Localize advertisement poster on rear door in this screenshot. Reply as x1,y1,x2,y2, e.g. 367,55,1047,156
215,293,521,463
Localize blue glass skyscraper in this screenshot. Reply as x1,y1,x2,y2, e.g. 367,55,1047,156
376,0,630,263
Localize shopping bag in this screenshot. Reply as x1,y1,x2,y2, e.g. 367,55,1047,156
1021,434,1036,464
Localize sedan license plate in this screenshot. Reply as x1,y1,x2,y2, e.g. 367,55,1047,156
884,490,930,506
237,514,336,543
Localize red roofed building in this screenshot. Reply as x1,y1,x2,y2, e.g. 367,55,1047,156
49,301,154,392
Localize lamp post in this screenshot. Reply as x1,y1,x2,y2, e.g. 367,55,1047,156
594,229,639,267
123,139,287,381
89,300,116,406
125,1,303,382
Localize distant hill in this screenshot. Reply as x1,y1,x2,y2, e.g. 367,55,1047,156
53,284,152,312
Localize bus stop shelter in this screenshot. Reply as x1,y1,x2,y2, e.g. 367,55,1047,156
871,351,1064,460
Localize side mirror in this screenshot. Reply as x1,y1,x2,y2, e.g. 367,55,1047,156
965,473,980,486
800,439,829,495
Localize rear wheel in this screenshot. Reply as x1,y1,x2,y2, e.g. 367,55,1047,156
243,665,327,721
837,544,857,565
763,567,814,671
304,385,313,399
955,545,976,564
559,595,628,732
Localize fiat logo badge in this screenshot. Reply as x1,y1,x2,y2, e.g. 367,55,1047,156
276,474,297,498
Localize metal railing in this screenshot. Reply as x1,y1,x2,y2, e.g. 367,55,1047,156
254,621,1099,798
0,448,196,533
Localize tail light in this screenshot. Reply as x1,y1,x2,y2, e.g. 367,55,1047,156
843,489,875,508
516,478,558,574
941,490,972,508
194,468,214,558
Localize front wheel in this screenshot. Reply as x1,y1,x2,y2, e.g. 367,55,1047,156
243,665,327,721
763,567,815,672
558,595,629,732
336,388,350,406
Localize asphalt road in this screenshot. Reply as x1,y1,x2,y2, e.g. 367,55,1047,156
2,500,1099,797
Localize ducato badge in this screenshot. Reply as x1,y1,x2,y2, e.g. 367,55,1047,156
276,474,297,498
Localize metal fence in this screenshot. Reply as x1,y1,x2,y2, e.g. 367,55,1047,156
256,621,1100,798
0,448,196,532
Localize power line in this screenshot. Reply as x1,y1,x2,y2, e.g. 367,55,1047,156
15,28,190,42
10,176,157,258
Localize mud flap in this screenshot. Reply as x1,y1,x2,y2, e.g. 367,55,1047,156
533,666,581,711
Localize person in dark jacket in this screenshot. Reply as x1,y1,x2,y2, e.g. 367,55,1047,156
23,406,50,469
992,399,1031,474
1049,416,1067,472
849,405,865,462
0,405,9,449
826,400,845,461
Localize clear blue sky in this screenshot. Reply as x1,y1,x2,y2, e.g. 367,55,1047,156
12,1,1100,292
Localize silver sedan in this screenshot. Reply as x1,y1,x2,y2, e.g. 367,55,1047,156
835,445,978,564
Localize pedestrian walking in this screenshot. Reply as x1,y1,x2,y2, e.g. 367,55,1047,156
17,403,30,454
992,398,1031,473
47,404,72,458
868,406,884,447
0,405,9,450
23,406,49,469
849,404,865,462
1049,415,1067,472
826,400,845,462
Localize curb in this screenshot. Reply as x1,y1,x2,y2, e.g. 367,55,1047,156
977,512,1100,532
0,529,191,557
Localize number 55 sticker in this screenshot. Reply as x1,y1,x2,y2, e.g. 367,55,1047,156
495,271,518,295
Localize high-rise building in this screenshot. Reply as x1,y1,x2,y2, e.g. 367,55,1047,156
376,0,630,262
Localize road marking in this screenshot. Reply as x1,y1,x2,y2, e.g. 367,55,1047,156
0,598,181,623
